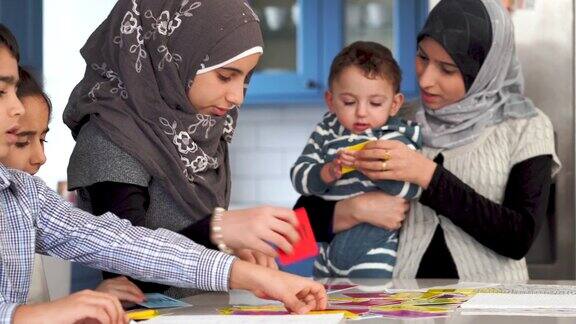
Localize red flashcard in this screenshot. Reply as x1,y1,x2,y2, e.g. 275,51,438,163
278,208,319,265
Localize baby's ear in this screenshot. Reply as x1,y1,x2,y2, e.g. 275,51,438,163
325,90,335,112
389,92,405,116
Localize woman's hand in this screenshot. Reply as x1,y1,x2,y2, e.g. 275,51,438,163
95,276,145,304
354,140,437,188
218,206,300,257
333,191,409,233
229,260,327,314
13,290,127,324
236,249,278,269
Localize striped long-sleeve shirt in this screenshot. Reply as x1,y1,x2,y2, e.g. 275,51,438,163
291,113,422,201
0,164,234,323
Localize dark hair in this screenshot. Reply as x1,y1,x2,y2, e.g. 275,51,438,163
0,24,20,61
17,67,52,120
328,41,402,93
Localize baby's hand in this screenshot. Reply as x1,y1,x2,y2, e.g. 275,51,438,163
320,150,356,184
337,149,356,167
320,160,342,184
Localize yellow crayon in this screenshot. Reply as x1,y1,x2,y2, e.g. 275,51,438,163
127,309,160,320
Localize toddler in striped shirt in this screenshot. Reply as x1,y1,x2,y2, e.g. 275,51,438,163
290,41,422,278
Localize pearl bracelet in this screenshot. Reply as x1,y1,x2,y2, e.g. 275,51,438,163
210,207,233,254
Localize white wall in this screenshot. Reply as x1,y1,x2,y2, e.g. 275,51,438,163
228,104,325,209
42,0,118,299
429,0,440,9
40,0,117,190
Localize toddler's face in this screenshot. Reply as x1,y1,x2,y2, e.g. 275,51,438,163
326,65,403,134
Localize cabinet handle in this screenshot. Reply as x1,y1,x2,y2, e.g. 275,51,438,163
306,79,320,89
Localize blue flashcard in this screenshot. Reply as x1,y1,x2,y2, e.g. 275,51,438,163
137,293,191,309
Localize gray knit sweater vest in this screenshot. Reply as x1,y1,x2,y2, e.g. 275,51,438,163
394,109,561,281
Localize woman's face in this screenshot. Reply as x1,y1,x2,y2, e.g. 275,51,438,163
0,95,49,175
415,37,466,110
187,53,261,116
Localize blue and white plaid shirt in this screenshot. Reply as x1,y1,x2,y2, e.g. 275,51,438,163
0,164,235,323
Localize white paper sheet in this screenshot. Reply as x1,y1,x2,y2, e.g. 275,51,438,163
144,314,345,324
461,293,576,309
485,284,576,295
460,309,576,317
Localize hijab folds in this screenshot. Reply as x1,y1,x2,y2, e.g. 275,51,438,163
415,0,538,149
64,0,263,221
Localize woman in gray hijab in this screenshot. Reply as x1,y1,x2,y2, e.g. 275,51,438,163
296,0,560,280
65,0,300,297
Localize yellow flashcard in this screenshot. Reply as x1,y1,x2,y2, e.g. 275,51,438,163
309,310,359,319
341,141,371,175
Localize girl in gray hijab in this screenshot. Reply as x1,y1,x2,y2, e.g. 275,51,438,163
296,0,560,280
65,0,300,297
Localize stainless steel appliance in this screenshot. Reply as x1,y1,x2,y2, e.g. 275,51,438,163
511,0,576,279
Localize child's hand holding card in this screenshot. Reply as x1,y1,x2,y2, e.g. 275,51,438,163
341,141,371,174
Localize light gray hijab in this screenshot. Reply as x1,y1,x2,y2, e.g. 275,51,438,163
415,0,537,149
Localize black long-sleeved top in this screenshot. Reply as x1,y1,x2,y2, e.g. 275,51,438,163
87,182,215,248
294,154,553,278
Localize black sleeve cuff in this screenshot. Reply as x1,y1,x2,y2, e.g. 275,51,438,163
179,216,216,250
294,195,336,243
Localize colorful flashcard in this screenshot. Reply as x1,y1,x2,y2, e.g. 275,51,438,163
332,299,402,307
220,305,286,315
220,285,487,320
220,306,361,319
371,309,449,318
340,141,371,175
370,305,450,318
138,293,190,309
342,292,391,299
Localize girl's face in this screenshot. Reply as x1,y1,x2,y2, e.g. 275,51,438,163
415,37,466,110
0,46,24,159
0,95,49,175
187,53,261,116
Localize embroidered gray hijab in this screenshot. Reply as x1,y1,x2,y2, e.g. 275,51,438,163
64,0,263,221
415,0,537,149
